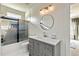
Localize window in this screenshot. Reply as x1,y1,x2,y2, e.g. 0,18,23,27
6,12,21,19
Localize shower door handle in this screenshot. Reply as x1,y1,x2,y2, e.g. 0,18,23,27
1,37,4,43
1,35,5,43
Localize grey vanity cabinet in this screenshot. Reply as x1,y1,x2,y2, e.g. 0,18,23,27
29,38,60,56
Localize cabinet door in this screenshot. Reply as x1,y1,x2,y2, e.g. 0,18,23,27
39,42,46,56
33,40,39,56
29,39,34,56
45,44,54,56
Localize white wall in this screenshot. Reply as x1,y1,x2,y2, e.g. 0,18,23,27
28,3,70,56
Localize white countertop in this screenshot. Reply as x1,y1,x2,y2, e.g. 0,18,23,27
29,36,61,46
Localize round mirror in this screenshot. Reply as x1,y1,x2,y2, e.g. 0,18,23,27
40,14,54,30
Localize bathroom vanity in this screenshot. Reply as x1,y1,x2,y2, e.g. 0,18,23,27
29,36,61,56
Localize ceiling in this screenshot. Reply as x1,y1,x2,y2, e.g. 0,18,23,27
1,3,31,12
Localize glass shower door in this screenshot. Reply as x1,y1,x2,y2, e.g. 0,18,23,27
19,20,28,42
0,18,17,46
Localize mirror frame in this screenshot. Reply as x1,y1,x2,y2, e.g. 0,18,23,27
40,14,54,30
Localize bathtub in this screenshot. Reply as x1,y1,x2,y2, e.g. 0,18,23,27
70,40,79,49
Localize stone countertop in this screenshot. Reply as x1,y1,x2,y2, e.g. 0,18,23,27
29,36,61,46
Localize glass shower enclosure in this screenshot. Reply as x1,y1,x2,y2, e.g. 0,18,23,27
0,16,28,46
